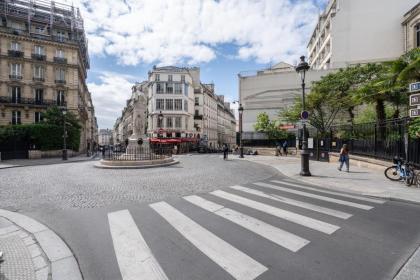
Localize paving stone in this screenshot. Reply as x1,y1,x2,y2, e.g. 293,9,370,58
23,236,36,246
0,217,13,229
27,243,42,258
32,255,47,271
51,257,82,280
35,267,50,280
0,235,36,280
0,225,19,236
34,230,73,262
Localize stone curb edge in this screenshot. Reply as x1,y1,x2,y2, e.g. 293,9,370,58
393,243,420,280
0,155,98,169
242,157,420,206
94,159,180,169
0,209,83,280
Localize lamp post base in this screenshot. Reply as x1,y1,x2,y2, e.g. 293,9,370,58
239,147,244,158
62,149,68,160
300,149,311,176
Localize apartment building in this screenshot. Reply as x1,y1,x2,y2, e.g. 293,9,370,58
0,0,95,153
308,0,418,70
403,2,420,53
98,129,112,147
216,95,236,147
193,83,218,147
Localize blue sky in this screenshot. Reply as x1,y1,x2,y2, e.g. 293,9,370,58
67,0,329,129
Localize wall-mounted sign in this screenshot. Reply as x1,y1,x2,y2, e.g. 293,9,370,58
409,82,420,93
410,93,420,107
409,108,420,118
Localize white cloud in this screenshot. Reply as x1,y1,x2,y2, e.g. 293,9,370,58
88,72,137,128
65,0,320,66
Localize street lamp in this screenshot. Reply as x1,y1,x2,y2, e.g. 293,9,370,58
62,108,68,160
238,104,244,158
295,55,311,176
158,111,164,152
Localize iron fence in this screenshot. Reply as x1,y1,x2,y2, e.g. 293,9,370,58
103,146,173,161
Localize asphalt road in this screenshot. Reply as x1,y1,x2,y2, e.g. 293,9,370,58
1,154,420,280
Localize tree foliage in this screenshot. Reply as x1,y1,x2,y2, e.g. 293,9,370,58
254,112,288,139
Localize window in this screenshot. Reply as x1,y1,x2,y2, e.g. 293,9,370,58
184,84,189,96
34,45,45,55
56,49,65,58
174,83,182,94
155,74,160,81
10,42,21,51
10,87,21,103
35,89,44,104
35,26,45,34
10,63,22,77
181,75,185,82
195,109,199,116
168,75,173,82
156,83,164,94
195,97,199,106
165,99,174,110
166,117,173,128
174,99,182,111
12,111,21,125
55,68,65,81
184,100,188,112
35,112,43,123
156,99,165,110
175,117,181,128
157,117,163,128
57,90,65,106
33,65,45,79
56,30,66,42
416,23,420,48
166,83,173,94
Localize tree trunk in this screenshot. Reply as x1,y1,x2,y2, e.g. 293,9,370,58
376,100,386,139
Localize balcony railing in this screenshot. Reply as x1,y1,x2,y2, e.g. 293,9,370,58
9,74,23,80
8,50,24,58
55,79,66,85
31,53,47,61
194,114,203,120
33,77,45,82
0,96,67,107
53,57,67,64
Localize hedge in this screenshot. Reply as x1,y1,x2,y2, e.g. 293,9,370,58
0,124,80,151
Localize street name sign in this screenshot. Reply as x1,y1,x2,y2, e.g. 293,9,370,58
409,108,420,118
410,93,420,107
409,82,420,93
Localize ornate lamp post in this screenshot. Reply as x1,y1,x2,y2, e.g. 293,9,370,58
238,104,244,158
62,108,68,160
295,56,311,176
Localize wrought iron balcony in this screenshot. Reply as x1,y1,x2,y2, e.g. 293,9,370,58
55,79,66,85
8,50,24,58
33,77,45,82
9,74,23,80
53,57,67,64
0,96,67,107
31,53,47,61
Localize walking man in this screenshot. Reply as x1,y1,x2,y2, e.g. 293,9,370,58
223,143,229,160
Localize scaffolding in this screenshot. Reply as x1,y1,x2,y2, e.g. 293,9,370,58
0,0,90,69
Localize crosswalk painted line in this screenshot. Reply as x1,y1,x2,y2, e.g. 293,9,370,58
150,201,267,280
108,210,169,280
211,190,340,235
254,182,374,210
183,195,309,252
275,180,386,204
230,185,352,220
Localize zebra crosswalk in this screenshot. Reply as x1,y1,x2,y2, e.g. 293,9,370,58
107,180,386,280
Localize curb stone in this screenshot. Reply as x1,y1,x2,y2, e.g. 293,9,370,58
0,209,83,280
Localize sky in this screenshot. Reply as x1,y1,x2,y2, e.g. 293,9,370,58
62,0,329,129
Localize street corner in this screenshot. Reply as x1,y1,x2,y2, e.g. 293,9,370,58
0,209,82,280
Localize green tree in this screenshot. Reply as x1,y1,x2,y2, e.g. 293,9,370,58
254,112,287,140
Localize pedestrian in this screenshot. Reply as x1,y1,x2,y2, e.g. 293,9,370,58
0,251,4,263
282,140,288,156
223,143,229,160
338,144,350,172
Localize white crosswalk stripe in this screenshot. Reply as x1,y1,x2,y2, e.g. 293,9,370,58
254,182,374,210
150,201,268,280
183,195,310,252
211,190,340,234
275,180,386,204
108,209,169,280
230,185,352,219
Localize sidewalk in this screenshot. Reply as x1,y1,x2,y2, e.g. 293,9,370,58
244,156,420,205
0,210,82,280
0,153,98,169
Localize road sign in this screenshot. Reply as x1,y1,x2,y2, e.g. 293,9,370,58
410,93,420,106
409,108,420,118
301,111,309,120
409,82,420,93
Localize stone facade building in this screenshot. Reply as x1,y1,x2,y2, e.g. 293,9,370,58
0,0,95,153
98,129,112,147
403,2,420,53
307,0,418,70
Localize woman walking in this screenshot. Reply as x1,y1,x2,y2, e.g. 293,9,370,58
338,144,350,172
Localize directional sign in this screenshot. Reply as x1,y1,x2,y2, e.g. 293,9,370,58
301,111,309,120
409,82,420,93
410,108,420,118
410,93,420,107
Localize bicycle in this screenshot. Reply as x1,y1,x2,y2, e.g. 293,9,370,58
384,157,415,186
